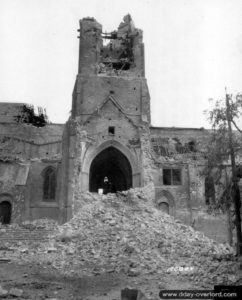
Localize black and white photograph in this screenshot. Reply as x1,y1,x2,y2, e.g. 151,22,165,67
0,0,242,299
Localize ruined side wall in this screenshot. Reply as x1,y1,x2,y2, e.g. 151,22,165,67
0,123,64,142
0,162,27,223
0,103,26,123
0,159,62,223
27,161,61,221
0,123,64,223
150,127,210,147
148,127,237,244
150,127,210,210
0,123,63,159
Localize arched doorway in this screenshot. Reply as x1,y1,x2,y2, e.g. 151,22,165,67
158,201,169,214
155,189,175,216
89,146,132,193
0,201,12,224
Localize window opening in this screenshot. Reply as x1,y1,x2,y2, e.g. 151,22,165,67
108,126,115,135
0,201,11,224
43,168,56,201
163,169,182,185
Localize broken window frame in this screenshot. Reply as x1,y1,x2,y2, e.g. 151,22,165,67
163,168,182,186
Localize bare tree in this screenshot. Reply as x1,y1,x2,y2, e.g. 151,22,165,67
205,92,242,255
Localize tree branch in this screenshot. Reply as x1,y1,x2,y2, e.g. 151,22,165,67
231,120,242,134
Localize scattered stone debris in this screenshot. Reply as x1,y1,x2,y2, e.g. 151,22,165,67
9,287,24,297
2,188,239,288
0,286,23,298
0,285,8,297
0,187,241,297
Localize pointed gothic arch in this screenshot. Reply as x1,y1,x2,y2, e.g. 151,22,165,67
81,140,141,192
89,146,132,193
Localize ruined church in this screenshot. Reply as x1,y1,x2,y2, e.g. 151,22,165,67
0,16,213,228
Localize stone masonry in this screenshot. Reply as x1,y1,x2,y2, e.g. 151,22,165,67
0,15,240,244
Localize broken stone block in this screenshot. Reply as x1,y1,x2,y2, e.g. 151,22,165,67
47,247,57,253
127,268,141,277
109,219,116,226
9,287,23,297
228,275,237,283
20,248,29,253
0,285,8,297
66,248,75,255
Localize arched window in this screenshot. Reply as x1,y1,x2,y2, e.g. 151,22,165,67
43,167,56,201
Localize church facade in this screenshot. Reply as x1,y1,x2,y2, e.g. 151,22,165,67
0,16,214,230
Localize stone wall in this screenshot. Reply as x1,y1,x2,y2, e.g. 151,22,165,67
74,76,150,125
0,117,63,223
0,123,63,160
150,127,209,206
0,103,26,123
26,160,61,221
148,127,242,244
0,162,27,223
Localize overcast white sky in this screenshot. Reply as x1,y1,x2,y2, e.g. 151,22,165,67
0,0,242,127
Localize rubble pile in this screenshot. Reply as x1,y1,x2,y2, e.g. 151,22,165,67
4,187,241,289
21,218,58,230
19,188,240,286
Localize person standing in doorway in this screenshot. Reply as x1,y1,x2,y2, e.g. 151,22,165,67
103,176,111,194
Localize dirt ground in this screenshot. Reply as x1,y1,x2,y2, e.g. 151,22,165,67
0,261,125,300
0,260,202,300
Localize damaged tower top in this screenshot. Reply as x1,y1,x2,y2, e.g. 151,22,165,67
77,15,145,77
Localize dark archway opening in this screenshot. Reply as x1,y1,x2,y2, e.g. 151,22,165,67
89,147,132,193
158,202,169,214
0,201,12,225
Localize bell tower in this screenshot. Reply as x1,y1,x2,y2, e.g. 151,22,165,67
60,15,151,222
72,14,150,123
